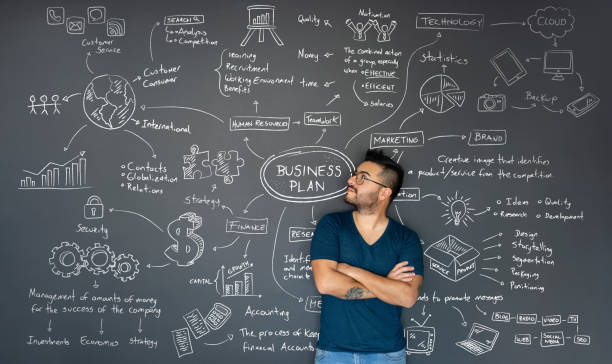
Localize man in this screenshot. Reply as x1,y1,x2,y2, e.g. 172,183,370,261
310,149,424,364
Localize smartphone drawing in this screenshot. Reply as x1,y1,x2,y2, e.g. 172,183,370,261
490,48,527,86
566,93,600,117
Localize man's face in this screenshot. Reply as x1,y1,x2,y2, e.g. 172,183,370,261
344,161,388,210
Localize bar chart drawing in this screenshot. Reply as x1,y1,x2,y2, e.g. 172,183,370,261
240,5,284,47
19,151,90,190
215,264,261,298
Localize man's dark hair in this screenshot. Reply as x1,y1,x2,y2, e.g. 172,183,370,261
364,149,404,202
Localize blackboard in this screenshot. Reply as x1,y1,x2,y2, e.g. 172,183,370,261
1,0,610,363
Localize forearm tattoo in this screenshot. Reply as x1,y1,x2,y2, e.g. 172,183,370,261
344,286,364,299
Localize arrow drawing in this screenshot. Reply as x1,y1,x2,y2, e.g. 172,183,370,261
62,92,82,102
213,236,240,251
326,94,340,106
64,124,88,151
399,108,424,129
315,128,327,144
352,80,367,106
149,21,160,62
243,239,251,258
85,52,93,74
203,334,234,346
451,306,467,326
140,105,224,124
108,208,163,232
489,21,525,26
243,137,264,160
243,193,264,213
124,129,157,158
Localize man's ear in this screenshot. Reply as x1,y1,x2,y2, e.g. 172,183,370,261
379,187,392,201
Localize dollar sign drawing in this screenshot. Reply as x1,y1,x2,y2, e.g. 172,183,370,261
164,212,205,266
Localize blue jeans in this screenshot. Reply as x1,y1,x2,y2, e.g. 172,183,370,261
314,348,406,364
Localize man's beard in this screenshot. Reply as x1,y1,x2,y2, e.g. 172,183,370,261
344,188,379,211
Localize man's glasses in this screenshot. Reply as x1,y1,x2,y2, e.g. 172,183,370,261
351,171,389,188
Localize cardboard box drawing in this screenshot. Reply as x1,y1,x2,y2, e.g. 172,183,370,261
424,235,480,281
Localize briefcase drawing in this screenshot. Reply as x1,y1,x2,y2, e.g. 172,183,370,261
84,195,104,219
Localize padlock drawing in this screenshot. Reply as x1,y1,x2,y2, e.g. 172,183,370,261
84,195,104,219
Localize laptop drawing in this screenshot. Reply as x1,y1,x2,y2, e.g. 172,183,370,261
455,323,499,355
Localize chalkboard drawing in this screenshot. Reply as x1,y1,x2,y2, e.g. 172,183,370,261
419,74,465,113
66,16,85,35
527,6,574,43
83,74,136,130
205,303,232,330
164,212,205,267
46,7,65,25
87,6,106,24
424,235,480,282
211,150,244,184
566,92,599,117
405,325,435,355
28,95,37,114
84,243,115,275
543,50,573,81
514,333,532,345
112,253,140,282
171,327,194,357
183,309,210,339
490,48,527,86
19,151,89,190
260,146,355,204
477,93,506,112
49,241,138,281
215,265,258,297
346,19,374,41
455,323,499,355
541,331,566,347
84,195,104,219
240,5,284,47
372,20,397,42
50,95,60,114
27,94,61,115
49,242,85,278
173,304,231,357
182,145,212,180
573,334,591,346
107,18,125,37
441,191,475,227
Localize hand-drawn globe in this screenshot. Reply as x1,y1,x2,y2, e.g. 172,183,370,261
83,74,136,130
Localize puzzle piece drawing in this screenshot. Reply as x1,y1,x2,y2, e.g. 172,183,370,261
183,144,212,179
211,150,244,184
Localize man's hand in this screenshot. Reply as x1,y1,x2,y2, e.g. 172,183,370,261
338,261,415,282
336,261,422,307
386,261,415,282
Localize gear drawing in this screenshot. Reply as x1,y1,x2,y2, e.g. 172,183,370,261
112,253,140,282
84,243,116,275
49,242,85,278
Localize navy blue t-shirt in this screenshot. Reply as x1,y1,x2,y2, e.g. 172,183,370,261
310,210,424,353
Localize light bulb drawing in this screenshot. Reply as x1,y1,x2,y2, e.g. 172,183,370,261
450,199,466,226
441,191,475,227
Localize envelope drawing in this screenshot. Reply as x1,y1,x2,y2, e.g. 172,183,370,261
66,17,85,34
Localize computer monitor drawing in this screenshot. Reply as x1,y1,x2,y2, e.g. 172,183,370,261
544,50,574,81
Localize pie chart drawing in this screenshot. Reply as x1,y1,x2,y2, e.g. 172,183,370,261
419,74,466,114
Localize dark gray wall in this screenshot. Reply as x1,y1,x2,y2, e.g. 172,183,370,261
1,0,610,363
